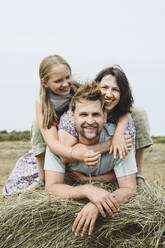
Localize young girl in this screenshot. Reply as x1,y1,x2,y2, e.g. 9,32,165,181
3,55,110,195
29,55,79,190
3,55,80,194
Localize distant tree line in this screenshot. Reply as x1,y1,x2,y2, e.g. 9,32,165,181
151,136,165,144
0,130,164,143
0,130,30,141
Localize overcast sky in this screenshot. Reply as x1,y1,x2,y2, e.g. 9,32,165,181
0,0,165,135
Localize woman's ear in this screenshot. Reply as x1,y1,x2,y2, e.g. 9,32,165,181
41,81,48,88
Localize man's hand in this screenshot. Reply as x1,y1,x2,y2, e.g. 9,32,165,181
66,169,116,183
109,133,132,160
72,202,99,237
84,185,119,217
66,169,89,182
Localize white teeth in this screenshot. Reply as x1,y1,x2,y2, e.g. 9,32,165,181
105,100,113,103
61,88,69,91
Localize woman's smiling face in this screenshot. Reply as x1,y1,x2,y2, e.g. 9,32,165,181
100,74,120,112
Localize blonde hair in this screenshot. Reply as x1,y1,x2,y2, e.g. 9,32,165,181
71,81,104,112
39,55,75,129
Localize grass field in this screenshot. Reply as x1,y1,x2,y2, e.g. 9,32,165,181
0,141,165,195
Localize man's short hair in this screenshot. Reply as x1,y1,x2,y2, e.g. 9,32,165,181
71,81,104,112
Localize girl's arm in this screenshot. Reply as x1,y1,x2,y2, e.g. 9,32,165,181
36,101,100,165
109,113,131,159
58,129,112,165
36,101,71,158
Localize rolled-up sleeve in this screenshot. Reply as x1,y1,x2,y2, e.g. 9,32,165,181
44,147,65,173
114,150,137,178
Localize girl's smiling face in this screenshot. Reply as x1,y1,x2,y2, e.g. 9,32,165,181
42,64,72,96
100,74,120,112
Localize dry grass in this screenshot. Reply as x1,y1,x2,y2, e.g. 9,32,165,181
0,142,165,248
0,181,165,248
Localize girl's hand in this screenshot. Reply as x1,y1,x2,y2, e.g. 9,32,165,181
109,133,132,160
83,150,101,168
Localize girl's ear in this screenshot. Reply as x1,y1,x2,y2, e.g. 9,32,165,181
70,111,74,124
41,81,48,88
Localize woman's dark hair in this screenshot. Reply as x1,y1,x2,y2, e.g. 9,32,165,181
95,65,134,120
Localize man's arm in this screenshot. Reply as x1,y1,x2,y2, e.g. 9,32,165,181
112,173,137,204
71,172,136,237
45,169,119,218
66,169,117,183
44,146,119,218
111,148,137,203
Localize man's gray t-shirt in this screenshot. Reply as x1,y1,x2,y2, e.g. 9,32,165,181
44,124,137,178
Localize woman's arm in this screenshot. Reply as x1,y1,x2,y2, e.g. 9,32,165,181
109,113,131,159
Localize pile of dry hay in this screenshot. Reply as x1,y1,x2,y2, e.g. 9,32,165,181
0,181,165,248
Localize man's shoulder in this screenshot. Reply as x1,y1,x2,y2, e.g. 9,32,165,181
44,147,66,173
99,124,116,141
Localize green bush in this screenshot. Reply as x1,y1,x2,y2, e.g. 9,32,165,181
0,130,30,141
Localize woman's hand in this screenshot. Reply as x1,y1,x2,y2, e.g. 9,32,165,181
109,133,132,160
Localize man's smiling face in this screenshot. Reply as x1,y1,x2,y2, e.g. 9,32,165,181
71,99,105,144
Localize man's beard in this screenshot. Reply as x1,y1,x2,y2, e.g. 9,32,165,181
78,124,99,141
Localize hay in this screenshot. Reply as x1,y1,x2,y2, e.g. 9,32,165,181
0,181,165,248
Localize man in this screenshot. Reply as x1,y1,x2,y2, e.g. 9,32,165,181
44,82,137,237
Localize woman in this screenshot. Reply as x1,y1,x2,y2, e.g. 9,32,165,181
58,65,152,184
